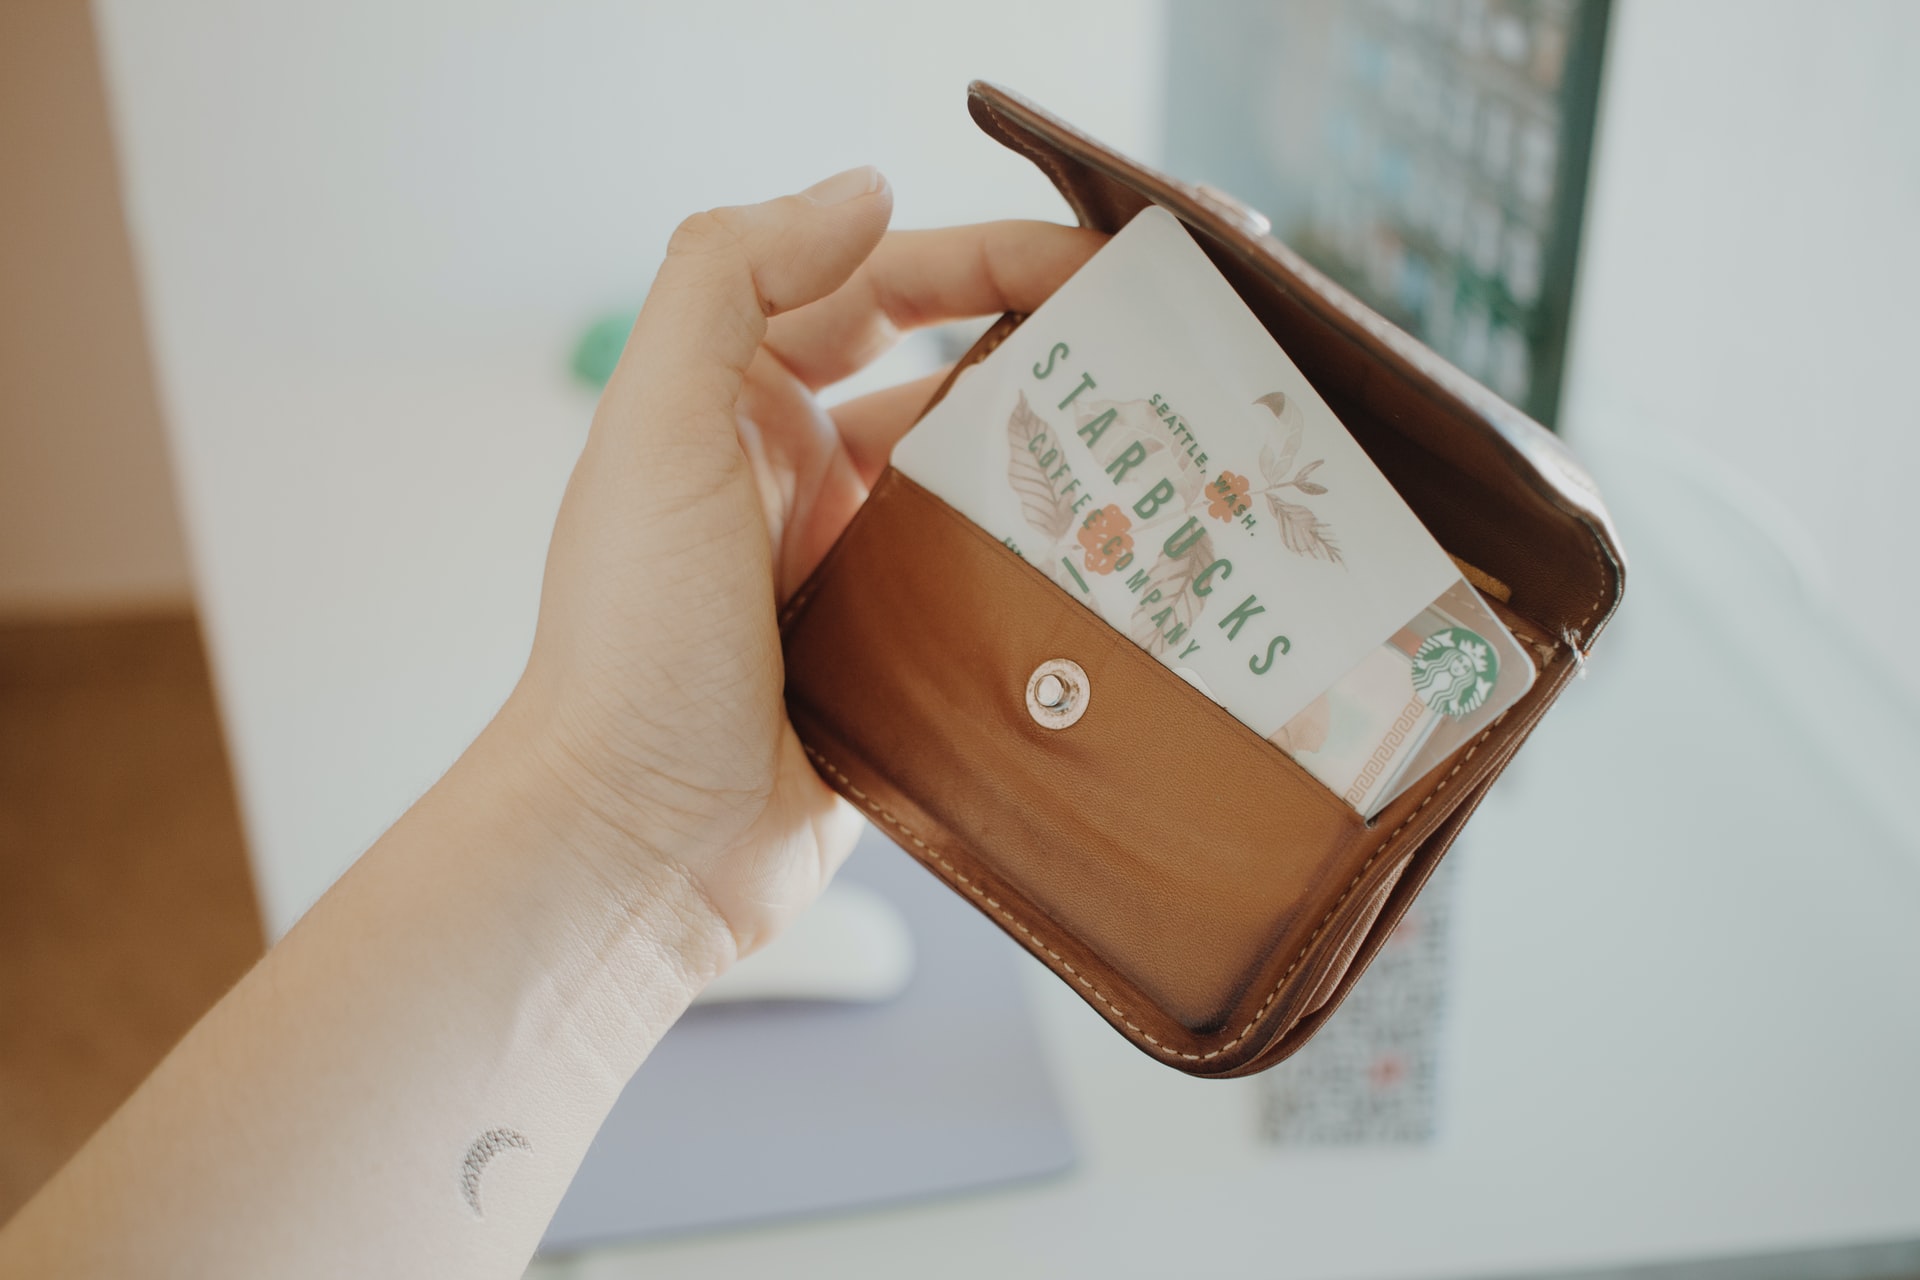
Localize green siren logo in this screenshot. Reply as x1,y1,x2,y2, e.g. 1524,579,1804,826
1411,626,1497,719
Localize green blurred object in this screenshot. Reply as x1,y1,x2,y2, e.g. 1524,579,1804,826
570,310,639,389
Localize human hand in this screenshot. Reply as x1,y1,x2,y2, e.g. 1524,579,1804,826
0,169,1099,1280
501,167,1102,963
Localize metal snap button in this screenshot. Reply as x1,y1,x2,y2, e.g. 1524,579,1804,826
1025,658,1090,730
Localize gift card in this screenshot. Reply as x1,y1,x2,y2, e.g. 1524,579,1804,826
891,206,1533,815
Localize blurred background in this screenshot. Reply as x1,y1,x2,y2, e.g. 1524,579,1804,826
3,2,1917,1277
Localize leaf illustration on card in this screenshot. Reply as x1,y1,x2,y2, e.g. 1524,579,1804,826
1267,492,1344,565
1290,458,1329,495
1081,400,1209,509
1254,390,1293,419
1258,441,1293,488
1006,391,1077,543
1256,391,1303,473
1129,527,1215,656
1254,389,1338,556
1166,439,1209,507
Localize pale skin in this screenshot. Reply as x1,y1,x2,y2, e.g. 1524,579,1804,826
0,167,1102,1279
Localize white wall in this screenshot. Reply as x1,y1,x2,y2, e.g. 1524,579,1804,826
94,0,1163,374
1565,0,1920,696
91,0,1166,933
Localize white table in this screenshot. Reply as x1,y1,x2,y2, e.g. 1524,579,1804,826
96,5,1920,1276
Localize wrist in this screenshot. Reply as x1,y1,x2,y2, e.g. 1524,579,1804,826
485,654,858,961
451,699,741,1006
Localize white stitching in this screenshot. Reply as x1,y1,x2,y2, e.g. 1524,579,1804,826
977,103,1096,227
1570,520,1615,652
777,587,815,631
802,730,1495,1063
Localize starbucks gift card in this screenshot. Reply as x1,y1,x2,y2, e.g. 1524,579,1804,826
892,207,1534,817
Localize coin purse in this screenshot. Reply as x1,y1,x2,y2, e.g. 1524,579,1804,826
780,83,1625,1077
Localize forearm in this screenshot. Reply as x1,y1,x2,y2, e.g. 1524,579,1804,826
0,699,732,1280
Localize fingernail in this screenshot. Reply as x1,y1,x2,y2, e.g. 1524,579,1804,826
801,165,885,206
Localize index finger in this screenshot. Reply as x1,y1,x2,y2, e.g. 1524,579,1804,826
764,220,1105,389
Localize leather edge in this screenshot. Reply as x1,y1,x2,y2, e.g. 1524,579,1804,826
1222,648,1574,1076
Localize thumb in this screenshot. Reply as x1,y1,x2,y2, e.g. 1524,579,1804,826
605,166,892,433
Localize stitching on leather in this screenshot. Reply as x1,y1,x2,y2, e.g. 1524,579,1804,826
979,106,1096,226
779,587,816,631
968,315,1018,360
802,727,1494,1063
1570,523,1612,651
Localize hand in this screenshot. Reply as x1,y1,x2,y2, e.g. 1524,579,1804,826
503,167,1102,960
0,170,1099,1280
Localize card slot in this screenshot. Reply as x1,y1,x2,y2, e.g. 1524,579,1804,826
785,468,1413,1040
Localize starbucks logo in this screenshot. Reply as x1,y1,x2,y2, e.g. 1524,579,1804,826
1411,626,1498,719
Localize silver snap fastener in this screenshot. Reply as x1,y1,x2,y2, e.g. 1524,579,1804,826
1025,658,1089,730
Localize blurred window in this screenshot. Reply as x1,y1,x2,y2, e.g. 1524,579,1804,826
1168,0,1610,427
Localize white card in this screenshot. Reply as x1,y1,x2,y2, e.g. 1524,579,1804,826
892,206,1532,813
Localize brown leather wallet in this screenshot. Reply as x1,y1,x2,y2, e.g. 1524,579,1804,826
781,83,1626,1077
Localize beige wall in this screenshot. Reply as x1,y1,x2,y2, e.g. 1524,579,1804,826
0,0,190,617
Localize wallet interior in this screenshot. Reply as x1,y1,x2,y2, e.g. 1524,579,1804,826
779,83,1624,1076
